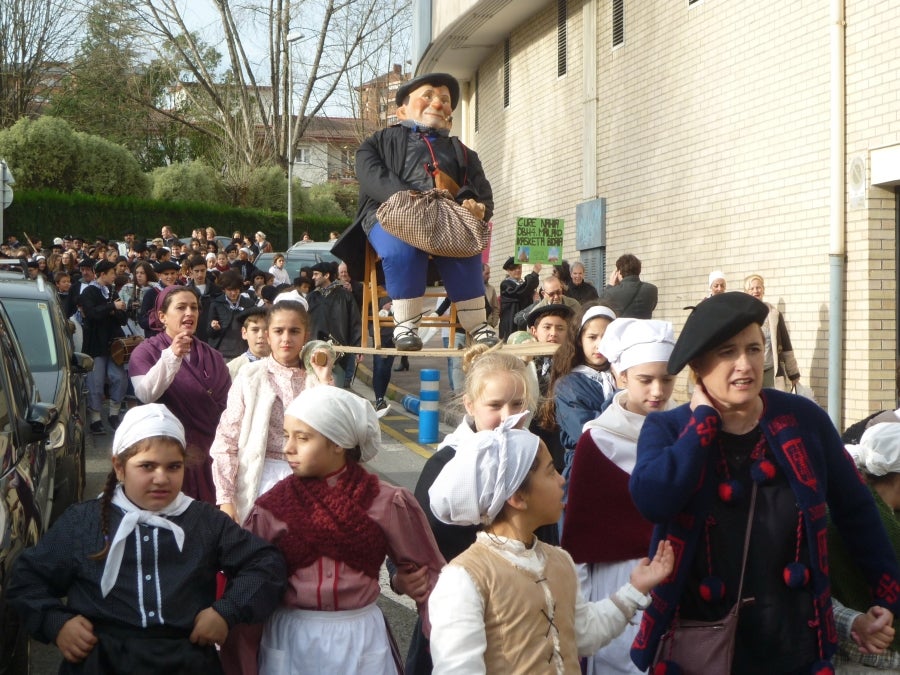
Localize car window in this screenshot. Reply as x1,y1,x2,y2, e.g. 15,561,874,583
2,299,58,370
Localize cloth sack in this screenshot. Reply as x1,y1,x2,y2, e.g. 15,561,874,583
376,188,489,258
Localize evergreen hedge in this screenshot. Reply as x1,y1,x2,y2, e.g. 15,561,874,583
2,189,350,251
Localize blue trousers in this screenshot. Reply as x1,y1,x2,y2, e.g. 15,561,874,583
369,223,484,301
87,355,128,412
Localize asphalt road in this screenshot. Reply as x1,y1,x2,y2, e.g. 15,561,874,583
29,376,451,674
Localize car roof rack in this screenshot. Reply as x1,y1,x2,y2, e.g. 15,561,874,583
0,258,27,278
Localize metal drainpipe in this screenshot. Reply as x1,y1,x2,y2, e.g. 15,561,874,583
828,0,846,427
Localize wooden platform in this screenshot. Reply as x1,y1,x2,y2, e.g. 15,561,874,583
337,341,560,358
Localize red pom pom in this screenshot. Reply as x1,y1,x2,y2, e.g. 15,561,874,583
717,479,744,503
810,660,835,675
751,458,777,483
699,576,726,602
653,661,683,675
783,562,810,588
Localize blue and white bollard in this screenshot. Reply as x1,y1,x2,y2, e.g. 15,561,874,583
418,369,440,444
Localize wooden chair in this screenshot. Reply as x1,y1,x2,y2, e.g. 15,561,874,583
361,243,460,349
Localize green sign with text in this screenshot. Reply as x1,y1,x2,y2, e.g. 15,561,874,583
514,217,564,264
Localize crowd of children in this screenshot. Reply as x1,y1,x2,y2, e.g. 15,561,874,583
7,223,898,673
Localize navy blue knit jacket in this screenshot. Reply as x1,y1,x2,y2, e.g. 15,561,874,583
629,389,900,670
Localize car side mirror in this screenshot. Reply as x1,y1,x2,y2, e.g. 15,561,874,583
20,402,58,444
72,352,94,373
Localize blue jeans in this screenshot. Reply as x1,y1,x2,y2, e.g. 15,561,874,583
369,223,484,301
442,333,466,392
87,355,128,412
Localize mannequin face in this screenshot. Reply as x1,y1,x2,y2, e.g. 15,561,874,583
396,83,453,131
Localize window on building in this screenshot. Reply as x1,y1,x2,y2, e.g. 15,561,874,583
612,0,624,47
558,0,567,77
503,39,511,109
295,146,310,164
341,147,354,176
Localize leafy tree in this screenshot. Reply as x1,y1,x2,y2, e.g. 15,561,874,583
150,162,225,204
73,132,150,198
0,116,80,190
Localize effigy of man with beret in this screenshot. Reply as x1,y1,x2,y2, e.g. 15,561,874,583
628,292,900,674
333,72,498,351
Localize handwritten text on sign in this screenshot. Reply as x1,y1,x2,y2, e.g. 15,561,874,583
514,217,564,264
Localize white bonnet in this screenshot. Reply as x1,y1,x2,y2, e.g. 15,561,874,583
846,423,900,477
284,387,381,462
428,412,540,527
580,305,617,330
599,318,676,373
112,403,185,456
708,270,726,287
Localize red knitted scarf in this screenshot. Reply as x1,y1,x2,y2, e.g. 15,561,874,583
257,462,387,578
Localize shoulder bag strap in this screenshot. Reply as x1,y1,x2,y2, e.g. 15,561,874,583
735,482,759,605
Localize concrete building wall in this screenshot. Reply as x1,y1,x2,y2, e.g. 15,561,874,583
426,0,900,424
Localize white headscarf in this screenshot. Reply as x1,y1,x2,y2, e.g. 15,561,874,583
846,422,900,477
429,412,540,526
708,270,726,289
285,386,381,462
599,318,676,373
112,403,185,456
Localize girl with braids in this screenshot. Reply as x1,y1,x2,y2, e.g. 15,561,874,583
7,404,286,674
240,387,445,674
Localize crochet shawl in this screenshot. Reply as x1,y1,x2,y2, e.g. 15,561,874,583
256,462,386,578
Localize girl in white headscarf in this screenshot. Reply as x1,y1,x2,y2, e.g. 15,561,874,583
427,417,674,674
8,404,286,674
241,387,446,675
561,318,677,675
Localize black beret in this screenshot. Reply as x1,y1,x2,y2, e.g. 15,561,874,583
156,261,181,273
503,256,520,271
310,261,334,276
259,286,281,303
526,303,575,328
94,260,116,274
395,73,460,109
236,305,269,326
133,241,148,253
667,292,770,375
78,258,94,268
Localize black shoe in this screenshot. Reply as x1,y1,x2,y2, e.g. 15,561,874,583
471,323,499,347
108,414,120,430
374,398,391,418
394,329,423,352
393,357,410,371
90,421,106,435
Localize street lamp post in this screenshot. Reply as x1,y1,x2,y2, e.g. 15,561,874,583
286,31,302,248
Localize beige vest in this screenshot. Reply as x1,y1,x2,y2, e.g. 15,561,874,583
452,540,580,675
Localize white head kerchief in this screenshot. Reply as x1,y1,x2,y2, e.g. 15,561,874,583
285,386,381,462
846,422,900,477
112,403,185,457
580,305,617,330
708,270,726,288
599,318,676,373
429,412,540,527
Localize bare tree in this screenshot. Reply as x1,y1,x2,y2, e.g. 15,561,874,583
126,0,410,203
0,0,81,127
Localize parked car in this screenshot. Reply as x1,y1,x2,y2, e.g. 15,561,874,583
0,289,57,673
255,242,341,283
0,270,92,525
